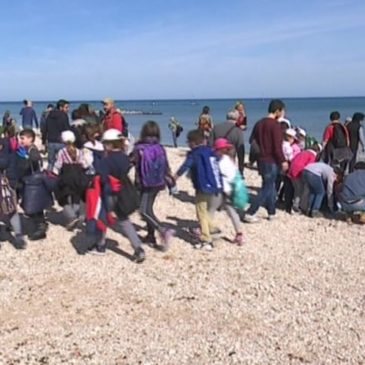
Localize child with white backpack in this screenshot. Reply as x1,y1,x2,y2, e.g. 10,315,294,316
213,138,247,245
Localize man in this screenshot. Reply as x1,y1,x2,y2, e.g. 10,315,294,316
102,98,125,133
212,110,244,174
42,99,70,170
20,100,38,129
244,99,288,223
40,104,54,131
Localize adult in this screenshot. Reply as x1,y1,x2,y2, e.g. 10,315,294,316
322,111,351,168
40,104,54,132
212,110,244,174
198,106,213,139
338,162,365,214
101,98,125,134
244,99,288,222
42,99,71,170
234,101,248,175
168,117,183,148
2,110,15,128
20,100,38,129
345,112,365,172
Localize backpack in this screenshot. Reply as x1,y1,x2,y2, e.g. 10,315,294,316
115,175,140,218
137,143,167,188
231,173,248,210
332,123,348,149
0,174,17,217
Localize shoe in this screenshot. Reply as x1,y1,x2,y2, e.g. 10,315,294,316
211,229,222,239
133,247,146,263
189,227,201,238
244,214,259,223
311,211,324,219
87,245,107,256
141,235,157,248
28,230,47,241
160,229,175,251
201,242,214,251
267,214,275,221
193,242,203,250
233,233,245,246
66,218,81,232
14,235,27,250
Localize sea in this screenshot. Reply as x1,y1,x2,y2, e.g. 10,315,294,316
1,97,364,146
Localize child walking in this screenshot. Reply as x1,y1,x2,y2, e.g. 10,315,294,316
131,121,175,250
89,129,145,262
213,138,245,245
175,129,223,251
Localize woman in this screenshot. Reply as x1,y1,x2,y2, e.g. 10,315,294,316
346,113,365,171
198,106,213,140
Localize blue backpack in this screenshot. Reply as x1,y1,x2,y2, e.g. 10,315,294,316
137,143,167,188
231,173,248,210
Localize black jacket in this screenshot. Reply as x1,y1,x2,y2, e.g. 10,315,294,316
42,109,70,144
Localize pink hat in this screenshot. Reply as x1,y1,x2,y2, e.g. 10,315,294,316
214,138,233,150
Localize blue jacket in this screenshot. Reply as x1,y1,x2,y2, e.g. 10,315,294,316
340,170,365,203
177,145,222,194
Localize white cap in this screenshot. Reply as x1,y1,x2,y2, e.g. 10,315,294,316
102,128,122,141
285,128,297,138
279,118,291,128
297,127,306,137
61,130,76,143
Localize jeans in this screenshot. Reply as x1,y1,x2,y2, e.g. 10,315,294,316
302,170,325,213
171,132,178,148
341,199,365,213
47,142,64,171
140,188,162,237
247,162,279,216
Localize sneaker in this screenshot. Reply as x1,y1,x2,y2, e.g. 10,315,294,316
244,214,259,223
14,235,27,250
311,211,324,219
211,229,222,239
189,227,201,238
66,218,81,232
201,242,214,251
267,214,276,221
133,247,146,263
87,245,107,256
233,233,245,246
193,242,203,250
28,230,47,241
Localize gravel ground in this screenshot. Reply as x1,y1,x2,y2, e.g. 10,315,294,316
0,147,364,365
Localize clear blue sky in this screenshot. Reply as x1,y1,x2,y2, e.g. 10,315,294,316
1,0,364,100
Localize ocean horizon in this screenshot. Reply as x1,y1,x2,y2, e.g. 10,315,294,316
1,97,364,146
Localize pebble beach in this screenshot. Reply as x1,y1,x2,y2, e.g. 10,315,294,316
0,147,364,365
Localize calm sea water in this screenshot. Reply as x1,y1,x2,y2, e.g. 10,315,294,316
1,98,364,146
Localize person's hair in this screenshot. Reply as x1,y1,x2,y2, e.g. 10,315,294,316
268,99,285,114
71,109,79,121
66,143,78,162
140,121,161,141
330,111,340,121
84,124,101,143
23,99,28,106
104,139,125,150
47,104,54,109
202,106,210,115
19,128,36,142
4,124,16,138
352,112,365,124
235,101,244,109
227,110,239,121
187,129,204,145
57,99,70,110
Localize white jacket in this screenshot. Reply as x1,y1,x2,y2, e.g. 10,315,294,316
219,155,238,195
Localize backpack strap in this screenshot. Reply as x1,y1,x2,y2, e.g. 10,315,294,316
224,125,237,139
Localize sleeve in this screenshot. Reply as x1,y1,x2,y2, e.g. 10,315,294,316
176,152,194,176
42,115,49,145
113,113,123,132
323,125,333,144
33,110,39,128
28,146,41,163
326,171,335,211
273,124,285,164
52,150,63,175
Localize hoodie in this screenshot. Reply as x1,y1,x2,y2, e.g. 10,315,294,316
42,109,70,144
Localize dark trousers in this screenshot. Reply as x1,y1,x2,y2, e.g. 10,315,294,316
247,162,279,216
237,144,245,176
140,188,162,237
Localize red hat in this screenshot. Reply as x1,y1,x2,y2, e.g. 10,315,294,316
214,138,233,150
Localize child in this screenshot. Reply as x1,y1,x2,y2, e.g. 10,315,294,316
53,130,91,231
131,121,175,249
90,128,145,262
16,129,47,241
83,124,104,175
175,129,223,250
213,138,245,245
0,138,26,249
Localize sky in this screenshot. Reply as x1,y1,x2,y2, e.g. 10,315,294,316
0,0,364,100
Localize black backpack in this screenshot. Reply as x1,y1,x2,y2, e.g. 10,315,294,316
115,175,139,218
332,123,348,148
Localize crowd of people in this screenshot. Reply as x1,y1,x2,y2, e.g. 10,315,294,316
0,98,364,261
